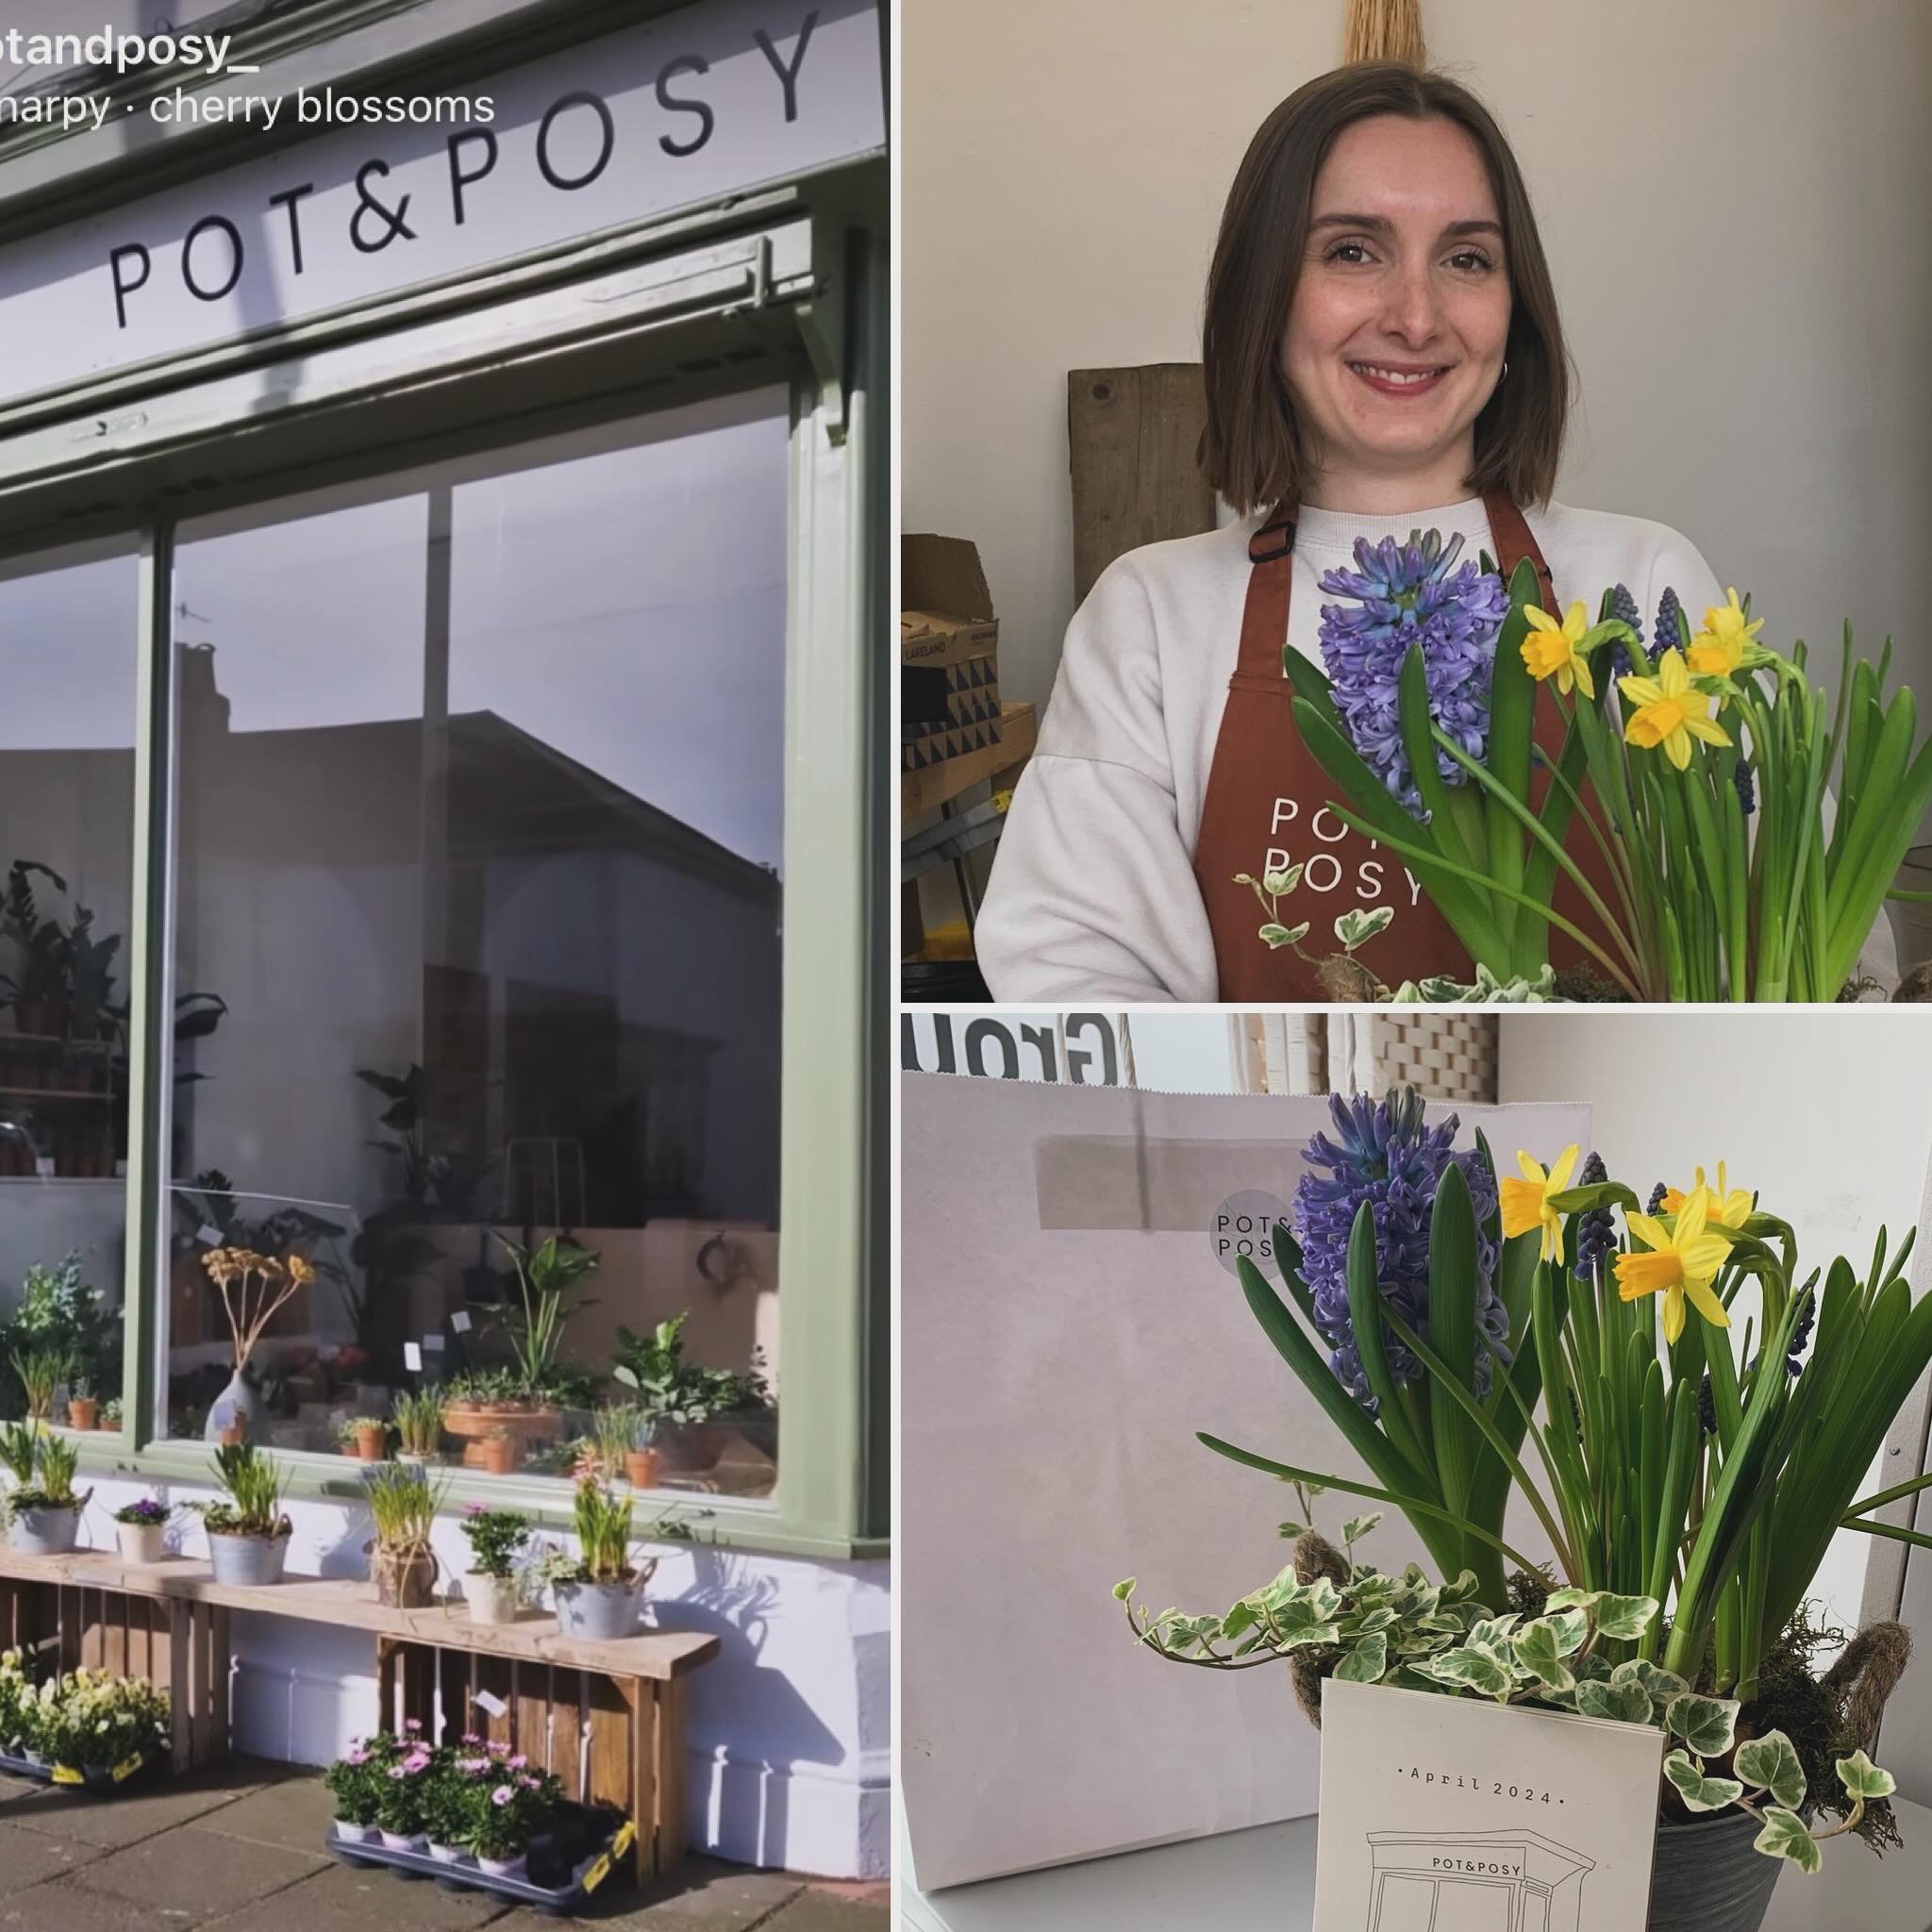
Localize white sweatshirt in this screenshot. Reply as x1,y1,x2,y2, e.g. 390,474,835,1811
976,497,1899,1001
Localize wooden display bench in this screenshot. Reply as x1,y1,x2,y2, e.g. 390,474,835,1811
0,1546,718,1881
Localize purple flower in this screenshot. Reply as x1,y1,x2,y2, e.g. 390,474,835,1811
487,1740,509,1757
346,1749,370,1766
460,1732,481,1745
401,1752,431,1774
517,1774,541,1790
491,1786,514,1807
1653,586,1684,664
507,1754,527,1771
403,1719,423,1734
1317,529,1507,815
1291,1087,1507,1409
458,1756,490,1774
387,1767,407,1781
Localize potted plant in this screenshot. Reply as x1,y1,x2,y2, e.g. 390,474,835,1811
100,1397,122,1433
4,1424,89,1555
1126,1087,1931,1932
540,1476,673,1641
459,1504,529,1626
8,1346,64,1424
477,1424,519,1476
363,1462,444,1608
112,1497,170,1565
325,1734,393,1844
452,1740,563,1879
339,1416,388,1463
0,1645,31,1757
65,1370,98,1433
196,1442,293,1585
199,1246,314,1443
373,1723,435,1851
53,1667,167,1779
392,1386,444,1463
612,1313,771,1474
420,1747,482,1864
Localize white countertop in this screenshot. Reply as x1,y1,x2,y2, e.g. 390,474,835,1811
900,1799,1932,1931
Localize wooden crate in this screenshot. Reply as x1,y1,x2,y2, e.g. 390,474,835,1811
377,1635,686,1879
0,1574,228,1774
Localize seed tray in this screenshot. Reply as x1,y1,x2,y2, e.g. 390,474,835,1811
325,1805,636,1915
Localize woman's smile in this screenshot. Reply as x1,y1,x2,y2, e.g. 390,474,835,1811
1346,358,1454,396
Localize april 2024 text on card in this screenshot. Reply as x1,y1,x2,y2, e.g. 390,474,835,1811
1315,1677,1664,1931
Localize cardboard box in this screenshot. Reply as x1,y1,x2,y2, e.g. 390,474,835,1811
901,533,1004,772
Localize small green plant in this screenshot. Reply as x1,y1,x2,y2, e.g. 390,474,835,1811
198,1442,289,1539
458,1505,529,1579
391,1387,445,1458
8,1346,68,1422
0,1420,38,1488
337,1416,387,1444
575,1404,647,1476
494,1234,598,1395
365,1462,445,1556
3,1425,85,1517
574,1475,633,1583
612,1313,768,1424
100,1398,122,1427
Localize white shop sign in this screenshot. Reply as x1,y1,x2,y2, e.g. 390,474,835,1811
0,0,881,408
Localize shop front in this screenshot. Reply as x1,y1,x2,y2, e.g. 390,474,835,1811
0,0,886,1880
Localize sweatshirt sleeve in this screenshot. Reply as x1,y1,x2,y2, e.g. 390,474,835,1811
975,558,1217,1002
1642,534,1901,995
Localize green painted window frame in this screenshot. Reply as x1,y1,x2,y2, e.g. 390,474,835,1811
12,175,888,1563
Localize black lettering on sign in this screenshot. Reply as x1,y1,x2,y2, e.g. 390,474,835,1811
109,243,151,329
754,9,818,123
350,159,416,253
181,216,243,302
446,128,498,225
267,183,315,275
536,90,614,191
655,55,713,158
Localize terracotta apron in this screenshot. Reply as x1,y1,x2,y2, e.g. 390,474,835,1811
1191,492,1611,999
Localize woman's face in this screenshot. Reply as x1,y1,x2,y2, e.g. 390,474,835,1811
1282,114,1512,494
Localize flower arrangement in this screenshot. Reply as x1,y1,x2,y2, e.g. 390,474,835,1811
1124,1083,1932,1886
201,1246,314,1374
0,1649,168,1773
1282,547,1932,999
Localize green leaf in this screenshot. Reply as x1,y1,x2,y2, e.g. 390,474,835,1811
1341,1512,1384,1543
1667,1693,1740,1758
1423,1648,1513,1699
1335,906,1394,952
1609,1658,1688,1706
1735,1731,1807,1810
1592,1591,1661,1642
1112,1579,1135,1602
1836,1749,1897,1801
1512,1618,1576,1692
1753,1807,1822,1874
1257,922,1309,949
1334,1633,1389,1683
1275,1522,1307,1541
1576,1679,1654,1726
1663,1749,1744,1814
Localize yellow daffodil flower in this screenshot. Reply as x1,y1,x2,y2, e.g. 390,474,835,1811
1685,589,1765,681
1620,649,1732,770
1661,1162,1752,1230
1500,1143,1580,1262
1615,1190,1734,1344
1521,603,1596,700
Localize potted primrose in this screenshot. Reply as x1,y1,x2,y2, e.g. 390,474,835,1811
1118,1088,1928,1932
112,1497,171,1565
363,1462,444,1609
2,1423,89,1555
458,1504,530,1627
195,1442,293,1585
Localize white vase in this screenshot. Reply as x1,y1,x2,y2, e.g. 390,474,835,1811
466,1573,519,1625
204,1369,258,1442
116,1523,165,1565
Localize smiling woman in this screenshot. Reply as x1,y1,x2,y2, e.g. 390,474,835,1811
973,60,1898,1005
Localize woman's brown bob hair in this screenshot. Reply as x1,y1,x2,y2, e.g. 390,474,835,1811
1202,62,1568,514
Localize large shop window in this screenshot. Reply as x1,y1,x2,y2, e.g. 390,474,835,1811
0,547,140,1438
160,389,788,1500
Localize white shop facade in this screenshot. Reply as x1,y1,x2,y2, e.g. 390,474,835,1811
0,0,888,1880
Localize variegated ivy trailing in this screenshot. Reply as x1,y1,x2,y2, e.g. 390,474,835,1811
1114,1530,1898,1874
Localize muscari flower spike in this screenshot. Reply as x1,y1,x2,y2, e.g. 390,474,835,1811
1291,1087,1507,1411
1606,584,1641,683
1574,1151,1616,1281
1317,529,1508,816
1652,585,1685,663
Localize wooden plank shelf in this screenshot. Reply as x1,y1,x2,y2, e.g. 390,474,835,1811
0,1547,717,1880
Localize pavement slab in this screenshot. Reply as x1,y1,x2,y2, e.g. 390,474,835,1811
0,1877,186,1932
66,1818,328,1917
195,1772,341,1854
0,1817,99,1894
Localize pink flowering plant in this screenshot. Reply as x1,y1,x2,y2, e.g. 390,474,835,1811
324,1732,399,1829
372,1725,436,1838
449,1736,563,1861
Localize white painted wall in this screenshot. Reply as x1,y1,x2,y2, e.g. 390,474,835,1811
1498,1010,1932,1642
904,0,1932,727
66,1472,890,1878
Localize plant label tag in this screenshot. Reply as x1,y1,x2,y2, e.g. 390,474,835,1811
1315,1678,1664,1932
198,1224,222,1245
403,1342,423,1372
422,1333,446,1353
473,1689,508,1718
451,1311,472,1333
582,1853,612,1893
50,1764,83,1785
111,1754,143,1782
610,1819,637,1858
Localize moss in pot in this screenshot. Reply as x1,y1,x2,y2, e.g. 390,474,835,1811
194,1442,293,1584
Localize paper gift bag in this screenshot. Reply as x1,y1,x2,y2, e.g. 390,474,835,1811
1315,1678,1664,1931
900,1073,1592,1891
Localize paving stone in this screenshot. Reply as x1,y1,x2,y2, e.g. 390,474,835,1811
195,1773,340,1854
490,1854,808,1928
245,1860,518,1929
0,1877,183,1932
0,1818,100,1894
9,1773,249,1849
67,1820,327,1917
759,1894,891,1931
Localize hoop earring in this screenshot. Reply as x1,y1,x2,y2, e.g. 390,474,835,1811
1501,359,1510,380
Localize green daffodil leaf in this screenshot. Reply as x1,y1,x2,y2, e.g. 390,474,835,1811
1667,1693,1740,1758
1753,1807,1822,1874
1512,1618,1576,1692
1735,1731,1807,1811
1663,1750,1744,1814
1333,1633,1388,1684
1836,1750,1897,1801
1577,1678,1653,1726
1591,1592,1660,1642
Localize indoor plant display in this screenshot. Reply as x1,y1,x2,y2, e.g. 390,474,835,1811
339,1416,388,1462
0,858,73,1035
442,1363,573,1469
195,1442,293,1585
112,1497,171,1565
611,1312,772,1473
199,1246,314,1442
392,1386,444,1462
1121,1085,1932,1930
539,1476,655,1640
363,1462,445,1608
573,1404,657,1488
459,1504,529,1626
101,1398,122,1432
0,1253,116,1429
4,1424,89,1555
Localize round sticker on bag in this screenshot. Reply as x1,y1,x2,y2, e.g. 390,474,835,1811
1211,1191,1293,1278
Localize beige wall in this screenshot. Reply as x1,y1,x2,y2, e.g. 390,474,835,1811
904,0,1932,722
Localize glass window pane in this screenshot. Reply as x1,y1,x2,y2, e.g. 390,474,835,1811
164,389,787,1502
0,547,139,1441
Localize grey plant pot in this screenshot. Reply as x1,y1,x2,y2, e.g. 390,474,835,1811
1647,1807,1783,1932
207,1530,290,1586
10,1505,80,1556
552,1577,639,1641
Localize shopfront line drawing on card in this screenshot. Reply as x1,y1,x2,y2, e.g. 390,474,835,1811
1365,1828,1594,1932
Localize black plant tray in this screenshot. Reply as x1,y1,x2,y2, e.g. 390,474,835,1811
0,1743,163,1795
325,1804,635,1916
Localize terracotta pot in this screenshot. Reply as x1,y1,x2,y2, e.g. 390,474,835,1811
354,1428,386,1462
479,1435,519,1475
651,1421,725,1474
624,1448,661,1489
65,1399,98,1432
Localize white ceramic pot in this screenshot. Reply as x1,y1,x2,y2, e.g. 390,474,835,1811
203,1369,258,1442
116,1522,165,1565
475,1851,525,1880
466,1573,519,1626
427,1841,466,1864
379,1829,426,1853
333,1819,374,1844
